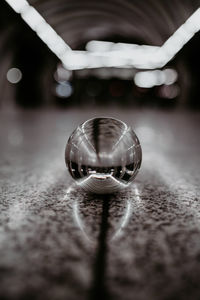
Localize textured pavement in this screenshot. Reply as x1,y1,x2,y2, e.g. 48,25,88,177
0,108,200,300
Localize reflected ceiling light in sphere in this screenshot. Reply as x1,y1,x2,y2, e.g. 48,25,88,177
55,81,73,98
7,68,22,84
65,118,142,194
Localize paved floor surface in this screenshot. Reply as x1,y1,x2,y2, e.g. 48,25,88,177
0,108,200,300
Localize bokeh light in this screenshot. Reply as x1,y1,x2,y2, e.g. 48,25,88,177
6,68,22,84
55,81,73,98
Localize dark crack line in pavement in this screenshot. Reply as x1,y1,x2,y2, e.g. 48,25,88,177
90,196,110,300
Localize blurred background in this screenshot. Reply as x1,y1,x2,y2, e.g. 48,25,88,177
0,0,200,111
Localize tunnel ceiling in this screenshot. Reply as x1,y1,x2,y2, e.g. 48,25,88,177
28,0,199,48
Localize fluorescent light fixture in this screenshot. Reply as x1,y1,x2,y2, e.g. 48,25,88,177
134,68,178,88
86,40,159,52
4,0,200,70
164,69,178,85
5,0,71,60
5,0,28,13
21,6,45,30
134,70,160,88
160,8,200,65
86,40,114,52
86,8,200,69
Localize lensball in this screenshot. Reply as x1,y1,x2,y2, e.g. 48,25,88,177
65,117,142,194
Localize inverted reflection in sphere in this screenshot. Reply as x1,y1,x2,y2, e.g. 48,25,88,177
65,117,142,194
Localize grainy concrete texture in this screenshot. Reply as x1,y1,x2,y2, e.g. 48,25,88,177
0,108,200,300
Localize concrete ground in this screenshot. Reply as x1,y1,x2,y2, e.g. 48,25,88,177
0,108,200,300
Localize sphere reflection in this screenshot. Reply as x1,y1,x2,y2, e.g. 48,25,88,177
65,117,142,194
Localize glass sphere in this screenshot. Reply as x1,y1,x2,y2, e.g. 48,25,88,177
65,117,142,194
